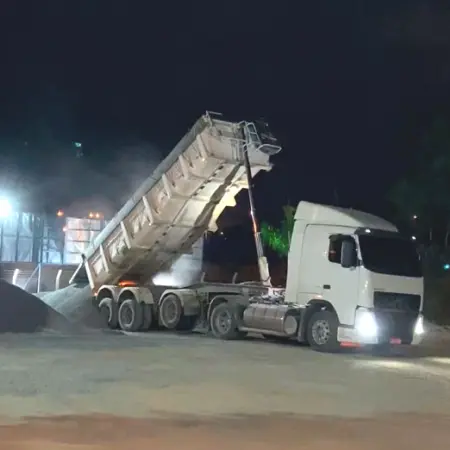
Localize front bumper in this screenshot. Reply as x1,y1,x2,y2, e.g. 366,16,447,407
337,309,424,346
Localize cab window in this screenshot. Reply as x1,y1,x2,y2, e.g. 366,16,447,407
328,235,345,263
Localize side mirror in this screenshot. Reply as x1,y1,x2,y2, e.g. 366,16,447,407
341,239,357,268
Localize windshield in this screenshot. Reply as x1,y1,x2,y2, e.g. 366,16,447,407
358,233,422,278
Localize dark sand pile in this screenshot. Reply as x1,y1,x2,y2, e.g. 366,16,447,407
38,283,107,329
0,280,75,333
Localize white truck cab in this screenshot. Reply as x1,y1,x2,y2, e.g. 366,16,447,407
285,201,424,349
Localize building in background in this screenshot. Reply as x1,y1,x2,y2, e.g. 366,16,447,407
0,208,204,293
0,209,109,292
0,211,107,265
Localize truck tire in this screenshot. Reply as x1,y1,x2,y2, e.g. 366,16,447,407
118,299,143,332
159,294,183,330
140,304,154,331
98,297,118,329
210,302,241,340
307,310,340,352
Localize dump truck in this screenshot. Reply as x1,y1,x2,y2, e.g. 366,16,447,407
71,112,425,352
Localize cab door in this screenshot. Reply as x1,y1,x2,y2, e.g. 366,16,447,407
325,233,360,326
295,225,359,325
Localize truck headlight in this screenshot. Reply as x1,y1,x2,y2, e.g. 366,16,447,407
355,309,378,338
414,315,425,336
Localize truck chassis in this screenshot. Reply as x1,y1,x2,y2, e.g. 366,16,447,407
94,281,346,352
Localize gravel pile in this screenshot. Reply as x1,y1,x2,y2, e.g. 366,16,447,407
421,319,450,347
0,280,75,333
37,284,107,329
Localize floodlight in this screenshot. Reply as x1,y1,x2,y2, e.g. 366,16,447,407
0,198,12,218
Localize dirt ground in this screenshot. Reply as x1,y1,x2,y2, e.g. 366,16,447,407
0,331,450,448
1,413,450,449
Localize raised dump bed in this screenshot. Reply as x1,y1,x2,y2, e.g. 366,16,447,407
71,112,279,292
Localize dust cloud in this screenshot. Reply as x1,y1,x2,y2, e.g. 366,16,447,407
153,239,204,287
1,138,164,217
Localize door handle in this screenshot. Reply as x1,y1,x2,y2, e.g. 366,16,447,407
323,284,331,290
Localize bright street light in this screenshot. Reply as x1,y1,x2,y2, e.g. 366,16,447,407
0,198,12,218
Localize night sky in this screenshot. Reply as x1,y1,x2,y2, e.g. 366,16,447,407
1,1,450,264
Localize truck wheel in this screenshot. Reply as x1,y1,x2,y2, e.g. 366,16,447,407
118,299,143,332
307,310,340,352
159,294,183,330
210,303,240,340
140,304,154,331
98,297,118,329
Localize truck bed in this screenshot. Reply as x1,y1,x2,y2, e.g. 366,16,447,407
71,113,277,292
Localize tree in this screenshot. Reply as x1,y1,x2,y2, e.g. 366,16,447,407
261,205,295,257
389,117,450,275
389,117,450,246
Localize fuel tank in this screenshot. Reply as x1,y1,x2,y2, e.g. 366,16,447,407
242,303,302,336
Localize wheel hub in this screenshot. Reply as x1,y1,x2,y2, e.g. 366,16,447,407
215,310,232,334
122,305,133,326
163,301,178,325
312,319,330,345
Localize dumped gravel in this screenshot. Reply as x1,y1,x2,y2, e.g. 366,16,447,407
38,284,106,329
0,280,75,333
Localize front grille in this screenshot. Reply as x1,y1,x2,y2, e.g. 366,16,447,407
373,292,420,344
375,311,417,344
373,291,421,313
